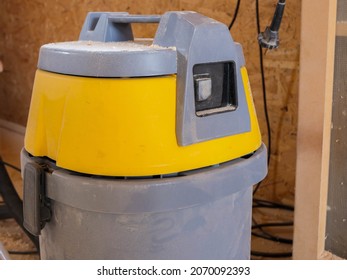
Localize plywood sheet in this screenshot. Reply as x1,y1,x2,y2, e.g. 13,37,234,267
325,35,347,259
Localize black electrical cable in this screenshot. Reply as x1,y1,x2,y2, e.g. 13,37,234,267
8,250,38,255
251,250,292,258
228,0,241,30
252,206,294,256
252,199,294,243
270,0,286,32
0,161,17,220
253,198,294,211
252,204,293,211
252,212,293,242
254,221,293,228
0,160,24,220
227,0,293,258
252,217,269,236
251,219,293,257
228,0,293,259
252,196,294,246
0,160,21,172
0,204,13,219
252,231,292,244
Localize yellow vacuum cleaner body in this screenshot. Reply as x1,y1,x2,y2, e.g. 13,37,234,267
25,12,262,177
22,12,267,259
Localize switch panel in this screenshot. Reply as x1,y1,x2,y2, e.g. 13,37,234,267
193,61,237,117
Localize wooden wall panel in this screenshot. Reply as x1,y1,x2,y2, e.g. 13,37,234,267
0,0,301,203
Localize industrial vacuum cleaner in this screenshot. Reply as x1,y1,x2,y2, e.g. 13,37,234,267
21,11,268,259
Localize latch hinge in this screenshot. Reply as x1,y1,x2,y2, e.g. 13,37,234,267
23,162,51,236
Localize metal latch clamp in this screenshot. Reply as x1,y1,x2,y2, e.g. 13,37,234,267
23,162,51,236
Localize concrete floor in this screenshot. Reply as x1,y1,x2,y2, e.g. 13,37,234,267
0,121,293,260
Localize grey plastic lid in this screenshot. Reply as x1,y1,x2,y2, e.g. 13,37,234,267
38,13,177,77
38,40,177,77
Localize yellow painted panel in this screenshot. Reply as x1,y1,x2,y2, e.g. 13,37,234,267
25,68,261,176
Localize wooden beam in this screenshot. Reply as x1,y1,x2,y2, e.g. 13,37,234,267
293,0,337,259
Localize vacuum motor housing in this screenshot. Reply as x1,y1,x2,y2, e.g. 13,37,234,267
22,11,267,259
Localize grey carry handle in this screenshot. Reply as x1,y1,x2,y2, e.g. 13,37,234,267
153,12,250,146
79,12,161,42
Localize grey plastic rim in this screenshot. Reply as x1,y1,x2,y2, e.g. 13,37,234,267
21,144,267,214
38,41,177,77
